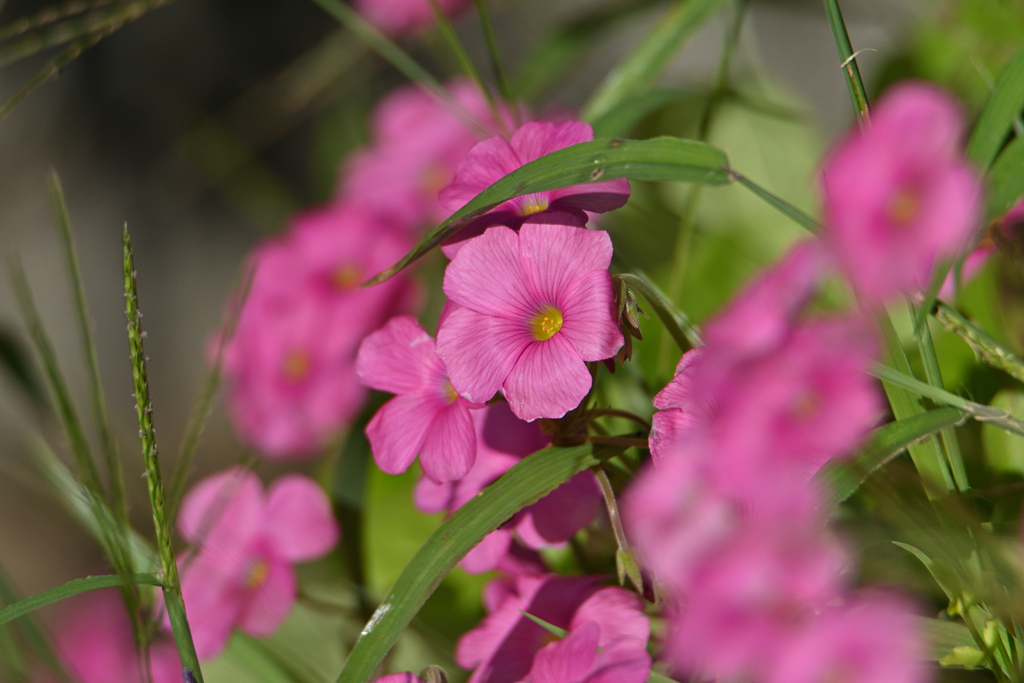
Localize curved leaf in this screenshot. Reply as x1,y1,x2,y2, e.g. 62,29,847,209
813,408,965,514
335,443,622,683
968,43,1024,171
987,134,1024,217
0,574,162,628
365,136,730,284
581,0,732,123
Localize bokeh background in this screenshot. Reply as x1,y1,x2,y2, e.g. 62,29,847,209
0,0,1021,678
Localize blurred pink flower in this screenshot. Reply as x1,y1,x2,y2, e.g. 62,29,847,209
414,403,600,572
439,121,630,228
531,622,651,683
766,595,926,683
374,675,426,683
221,202,416,457
354,0,471,37
341,80,521,231
173,468,339,658
821,81,981,304
48,589,180,683
648,348,713,465
456,574,650,683
939,197,1024,299
662,523,849,681
437,222,623,421
356,315,482,483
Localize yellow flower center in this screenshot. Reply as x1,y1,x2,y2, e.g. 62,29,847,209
331,263,362,290
518,195,550,216
246,559,270,590
888,188,920,227
530,305,564,341
791,390,820,421
282,350,311,381
441,378,459,404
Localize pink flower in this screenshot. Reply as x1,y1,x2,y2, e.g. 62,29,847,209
821,82,981,304
766,595,926,683
662,524,849,681
173,468,340,658
437,222,623,421
648,348,713,465
374,676,426,683
221,202,416,457
356,315,481,483
48,589,180,683
439,121,630,229
414,403,601,572
354,0,471,37
456,575,650,683
940,197,1024,299
341,80,521,231
531,622,651,683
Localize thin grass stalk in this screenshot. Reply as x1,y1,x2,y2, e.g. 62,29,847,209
9,257,104,497
0,0,123,41
912,304,970,492
122,226,204,681
48,171,129,524
696,0,747,140
472,0,513,108
425,0,505,134
306,0,490,139
821,0,869,126
724,167,820,232
167,267,253,521
0,0,177,68
0,562,69,681
933,300,1024,384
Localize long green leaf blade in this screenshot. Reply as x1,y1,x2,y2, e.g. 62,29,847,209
581,0,732,123
366,136,730,284
336,443,622,683
968,43,1024,171
821,0,869,124
0,574,162,629
986,134,1024,217
814,408,965,513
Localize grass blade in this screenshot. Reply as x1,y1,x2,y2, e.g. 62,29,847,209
724,166,820,232
0,574,162,628
986,134,1024,217
365,136,730,284
9,257,103,497
581,0,732,123
335,443,623,683
0,324,48,412
821,0,869,125
0,562,68,681
933,300,1024,384
122,226,205,681
967,43,1024,171
473,0,513,106
0,0,122,41
49,170,129,524
813,407,965,513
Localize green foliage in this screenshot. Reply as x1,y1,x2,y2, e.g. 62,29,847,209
0,574,163,629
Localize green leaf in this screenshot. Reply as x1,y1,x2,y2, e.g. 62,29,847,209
814,408,965,513
0,324,46,411
581,0,732,123
0,574,162,629
519,610,568,639
591,89,694,139
981,389,1024,475
918,617,979,663
968,43,1024,171
365,136,730,285
933,300,1024,385
821,0,870,124
336,443,622,683
987,134,1024,217
893,542,961,603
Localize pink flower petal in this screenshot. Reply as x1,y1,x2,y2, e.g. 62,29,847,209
531,622,600,683
570,587,650,647
437,307,532,405
178,467,264,563
262,475,340,561
419,400,477,483
177,552,243,659
356,316,446,395
460,529,513,574
586,638,651,683
517,222,614,304
503,335,592,421
514,472,601,549
442,225,535,318
440,136,522,211
237,555,297,636
366,393,444,475
557,270,622,362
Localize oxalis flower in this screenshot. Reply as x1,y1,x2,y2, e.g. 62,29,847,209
356,315,482,483
437,222,623,421
171,468,340,658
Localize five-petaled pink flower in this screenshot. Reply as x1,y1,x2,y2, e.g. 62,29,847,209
456,574,650,683
437,222,623,421
172,468,340,658
439,121,630,233
357,315,482,483
820,81,981,304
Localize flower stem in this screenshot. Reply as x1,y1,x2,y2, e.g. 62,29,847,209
122,226,204,682
821,0,870,127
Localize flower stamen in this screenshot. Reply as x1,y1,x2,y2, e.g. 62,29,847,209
530,305,564,341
